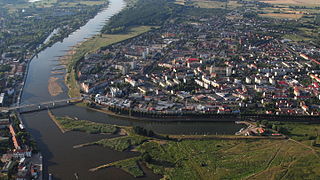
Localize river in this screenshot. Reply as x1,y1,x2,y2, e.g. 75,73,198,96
20,0,244,179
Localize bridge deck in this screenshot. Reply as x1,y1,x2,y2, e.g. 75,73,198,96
0,97,83,111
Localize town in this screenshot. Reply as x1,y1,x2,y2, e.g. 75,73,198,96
77,10,320,117
0,0,108,106
0,112,42,179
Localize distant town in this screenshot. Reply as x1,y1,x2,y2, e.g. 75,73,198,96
78,10,320,117
0,0,108,106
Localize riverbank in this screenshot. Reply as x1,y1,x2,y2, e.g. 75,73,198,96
48,110,118,134
48,110,67,133
63,25,156,98
7,0,110,107
43,104,320,179
78,102,320,123
86,122,320,180
19,0,157,179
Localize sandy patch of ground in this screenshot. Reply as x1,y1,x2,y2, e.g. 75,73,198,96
51,71,65,75
48,77,63,96
118,128,128,136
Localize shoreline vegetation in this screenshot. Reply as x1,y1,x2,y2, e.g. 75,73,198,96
53,0,320,179
48,110,67,133
47,110,118,134
85,122,320,179
46,104,320,179
48,108,320,179
0,0,110,107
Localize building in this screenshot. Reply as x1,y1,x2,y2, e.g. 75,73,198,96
0,93,4,106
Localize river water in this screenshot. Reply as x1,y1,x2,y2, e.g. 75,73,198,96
20,0,244,179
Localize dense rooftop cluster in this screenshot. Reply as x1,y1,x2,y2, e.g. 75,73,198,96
79,11,320,116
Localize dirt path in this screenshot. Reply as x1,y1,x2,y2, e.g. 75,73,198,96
288,138,320,158
244,141,284,179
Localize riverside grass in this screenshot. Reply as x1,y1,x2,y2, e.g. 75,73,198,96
90,157,144,177
92,122,320,179
94,135,149,151
137,138,320,180
54,113,320,179
53,115,117,134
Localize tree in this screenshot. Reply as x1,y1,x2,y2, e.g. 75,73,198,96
142,152,152,163
278,127,289,134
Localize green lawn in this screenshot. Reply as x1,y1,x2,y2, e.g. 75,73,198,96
90,157,144,177
137,138,320,180
269,122,320,144
64,118,320,179
113,157,144,177
94,135,149,151
55,116,118,134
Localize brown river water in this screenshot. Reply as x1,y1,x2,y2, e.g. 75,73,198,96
20,0,244,179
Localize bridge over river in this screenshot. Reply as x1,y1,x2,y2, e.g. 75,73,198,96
0,97,84,113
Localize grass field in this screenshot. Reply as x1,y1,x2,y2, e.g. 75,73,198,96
65,26,155,98
94,135,149,151
267,122,320,145
90,157,144,177
60,116,320,179
136,138,320,180
86,121,320,179
259,13,303,19
52,115,118,134
261,0,320,6
180,0,242,9
33,0,107,8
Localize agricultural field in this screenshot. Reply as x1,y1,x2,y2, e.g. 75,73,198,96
32,0,107,8
259,13,303,19
178,0,243,9
260,0,320,6
255,0,320,19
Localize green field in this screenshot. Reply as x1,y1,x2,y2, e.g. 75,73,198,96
84,121,320,179
137,138,320,179
265,121,320,145
186,0,242,9
113,157,144,177
54,116,118,134
33,0,107,8
90,157,144,177
94,135,149,151
58,116,320,179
